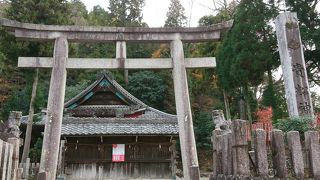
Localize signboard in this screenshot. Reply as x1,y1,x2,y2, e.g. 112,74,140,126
112,144,125,162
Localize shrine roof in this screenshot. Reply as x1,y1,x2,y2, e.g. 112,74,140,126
64,73,146,109
20,114,178,135
61,117,178,136
20,73,178,135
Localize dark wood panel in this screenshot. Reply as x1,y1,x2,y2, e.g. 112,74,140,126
65,143,172,162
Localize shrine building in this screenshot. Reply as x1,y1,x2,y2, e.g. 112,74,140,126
21,73,179,179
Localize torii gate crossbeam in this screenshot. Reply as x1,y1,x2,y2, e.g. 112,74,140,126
0,18,232,180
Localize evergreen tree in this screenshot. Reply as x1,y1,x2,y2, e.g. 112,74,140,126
1,0,71,163
87,5,110,26
69,0,88,25
108,0,145,26
217,0,278,121
6,0,70,24
164,0,187,27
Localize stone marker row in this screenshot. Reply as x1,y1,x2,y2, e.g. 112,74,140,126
212,120,320,179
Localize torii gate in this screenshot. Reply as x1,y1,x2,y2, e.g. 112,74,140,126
0,18,232,180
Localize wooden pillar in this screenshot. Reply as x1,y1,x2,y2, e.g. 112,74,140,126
170,39,200,180
57,140,65,176
169,139,177,178
7,138,19,180
39,37,68,180
116,41,128,84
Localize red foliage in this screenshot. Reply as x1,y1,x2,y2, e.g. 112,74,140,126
256,107,272,123
317,113,320,127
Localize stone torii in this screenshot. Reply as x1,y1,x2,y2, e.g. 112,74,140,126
0,18,232,180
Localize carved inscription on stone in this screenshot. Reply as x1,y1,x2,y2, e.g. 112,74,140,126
285,18,313,117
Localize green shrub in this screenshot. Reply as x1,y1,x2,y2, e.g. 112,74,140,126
194,111,214,148
29,137,43,162
274,116,315,136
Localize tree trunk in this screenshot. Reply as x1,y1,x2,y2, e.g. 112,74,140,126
223,89,231,120
239,87,246,120
244,85,253,123
244,85,253,149
21,69,39,164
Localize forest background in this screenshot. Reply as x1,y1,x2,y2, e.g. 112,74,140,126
0,0,319,170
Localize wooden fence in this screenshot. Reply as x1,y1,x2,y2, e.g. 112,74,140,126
0,138,22,180
212,119,320,179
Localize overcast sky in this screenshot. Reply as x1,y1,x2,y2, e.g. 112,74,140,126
81,0,215,27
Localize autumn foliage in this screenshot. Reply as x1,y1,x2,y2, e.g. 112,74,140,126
256,107,272,123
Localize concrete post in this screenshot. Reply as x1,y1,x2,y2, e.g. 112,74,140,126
212,129,221,177
231,120,250,176
287,131,304,178
116,41,128,84
171,38,200,180
39,37,68,180
253,129,268,178
6,143,13,180
212,129,223,176
2,142,9,179
275,12,314,117
305,131,320,178
271,129,287,178
7,138,19,180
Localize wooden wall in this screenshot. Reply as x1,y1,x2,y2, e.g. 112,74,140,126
63,136,176,179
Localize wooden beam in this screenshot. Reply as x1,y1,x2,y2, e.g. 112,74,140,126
18,57,216,69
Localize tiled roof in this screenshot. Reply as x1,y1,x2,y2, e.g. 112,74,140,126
20,114,44,126
61,118,178,136
20,108,179,135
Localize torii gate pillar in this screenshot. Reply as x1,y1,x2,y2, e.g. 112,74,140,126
171,39,200,179
39,37,68,180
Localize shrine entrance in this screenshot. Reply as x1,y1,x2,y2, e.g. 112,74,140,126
0,18,232,180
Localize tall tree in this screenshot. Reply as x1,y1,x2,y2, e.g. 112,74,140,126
21,69,38,163
108,0,145,26
3,0,70,163
217,0,277,121
164,0,187,27
69,0,88,25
